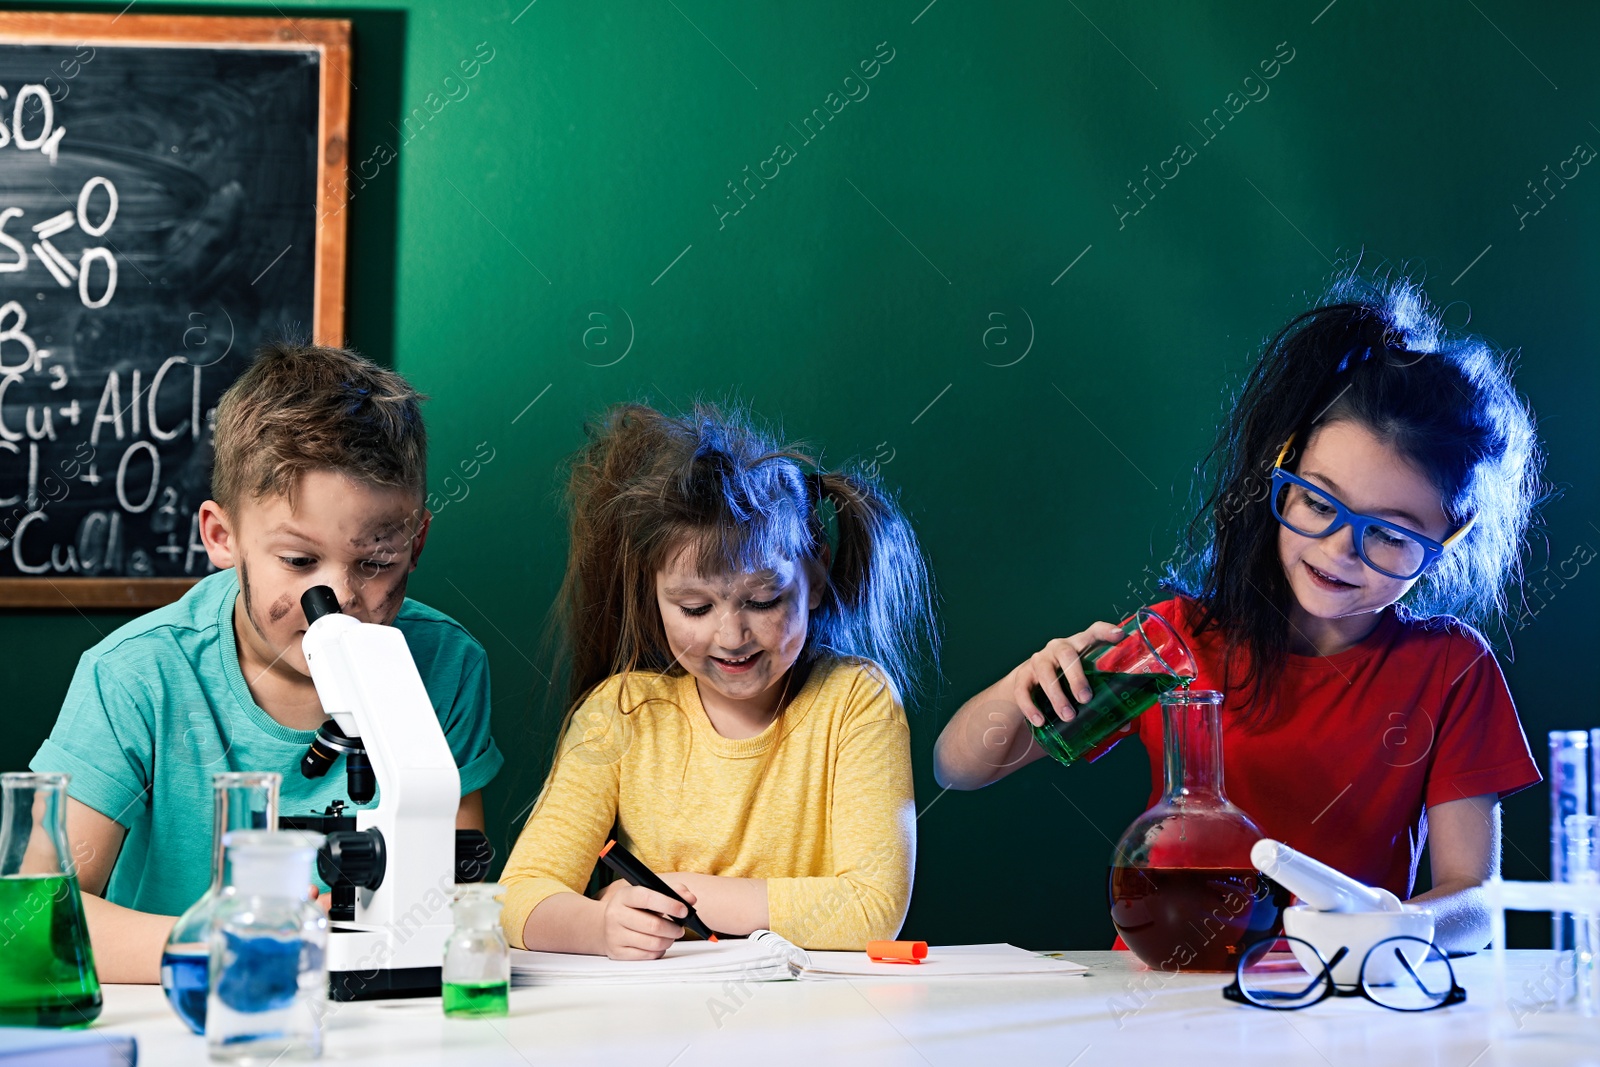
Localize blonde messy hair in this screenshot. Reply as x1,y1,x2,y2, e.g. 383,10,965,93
210,340,427,510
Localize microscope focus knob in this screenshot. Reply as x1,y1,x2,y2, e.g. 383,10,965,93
319,828,386,891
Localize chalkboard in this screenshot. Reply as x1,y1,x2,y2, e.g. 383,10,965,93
0,14,348,608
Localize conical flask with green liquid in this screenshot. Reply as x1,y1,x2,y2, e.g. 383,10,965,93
0,772,102,1027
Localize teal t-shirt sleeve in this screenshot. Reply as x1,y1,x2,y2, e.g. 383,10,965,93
29,651,153,829
444,644,502,795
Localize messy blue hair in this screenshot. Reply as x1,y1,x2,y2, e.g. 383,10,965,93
1169,270,1546,714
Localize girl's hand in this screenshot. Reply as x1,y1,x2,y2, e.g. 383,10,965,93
656,872,769,937
596,880,697,960
933,620,1126,791
1011,621,1124,727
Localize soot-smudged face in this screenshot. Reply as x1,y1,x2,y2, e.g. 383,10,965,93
209,469,428,681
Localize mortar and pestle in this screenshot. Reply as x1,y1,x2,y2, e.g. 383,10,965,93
1251,839,1436,986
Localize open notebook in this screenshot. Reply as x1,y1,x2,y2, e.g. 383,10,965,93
0,1028,137,1066
510,930,1088,986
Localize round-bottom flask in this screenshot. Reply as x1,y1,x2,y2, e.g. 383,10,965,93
1108,690,1289,972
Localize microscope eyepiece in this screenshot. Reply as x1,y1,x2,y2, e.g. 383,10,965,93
301,585,342,623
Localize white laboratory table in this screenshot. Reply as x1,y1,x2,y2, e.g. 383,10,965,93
91,950,1598,1066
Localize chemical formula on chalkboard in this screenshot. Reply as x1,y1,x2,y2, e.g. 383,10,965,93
0,38,328,587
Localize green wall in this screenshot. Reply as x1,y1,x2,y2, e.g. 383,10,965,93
12,0,1597,950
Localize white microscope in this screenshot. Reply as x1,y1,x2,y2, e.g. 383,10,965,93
289,585,490,1001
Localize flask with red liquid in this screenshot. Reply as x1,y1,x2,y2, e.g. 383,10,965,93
1107,689,1289,972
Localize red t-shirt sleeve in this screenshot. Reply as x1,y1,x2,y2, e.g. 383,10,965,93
1422,627,1541,807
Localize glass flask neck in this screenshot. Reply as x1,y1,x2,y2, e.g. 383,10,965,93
208,773,281,892
0,773,72,878
1160,692,1228,804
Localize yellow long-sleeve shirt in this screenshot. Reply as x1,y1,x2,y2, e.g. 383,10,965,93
500,656,915,951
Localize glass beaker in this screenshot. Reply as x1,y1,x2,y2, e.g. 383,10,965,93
207,830,327,1062
442,883,510,1018
1107,690,1289,972
0,772,102,1027
1030,607,1198,765
162,772,280,1034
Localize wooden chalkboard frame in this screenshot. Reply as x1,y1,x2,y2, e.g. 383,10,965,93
0,13,350,610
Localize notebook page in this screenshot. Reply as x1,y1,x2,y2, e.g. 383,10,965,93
795,943,1089,980
510,929,808,985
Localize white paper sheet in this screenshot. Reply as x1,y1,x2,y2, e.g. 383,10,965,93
510,932,1088,986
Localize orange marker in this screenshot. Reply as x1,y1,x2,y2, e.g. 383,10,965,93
866,940,928,964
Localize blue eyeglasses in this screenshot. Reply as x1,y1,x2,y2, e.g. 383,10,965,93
1270,436,1474,581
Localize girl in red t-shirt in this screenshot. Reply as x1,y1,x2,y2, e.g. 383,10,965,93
934,274,1546,952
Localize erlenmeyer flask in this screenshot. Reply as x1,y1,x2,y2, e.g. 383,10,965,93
1107,690,1289,972
161,771,280,1034
0,772,102,1027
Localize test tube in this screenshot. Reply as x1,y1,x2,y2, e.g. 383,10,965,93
1592,728,1599,841
1551,731,1589,1006
1564,814,1598,1018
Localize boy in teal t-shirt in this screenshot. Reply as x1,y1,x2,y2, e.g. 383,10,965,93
30,341,503,983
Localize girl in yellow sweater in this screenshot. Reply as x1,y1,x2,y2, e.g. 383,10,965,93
501,403,938,959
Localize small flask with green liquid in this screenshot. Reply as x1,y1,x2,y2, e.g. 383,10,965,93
442,883,509,1018
0,772,102,1028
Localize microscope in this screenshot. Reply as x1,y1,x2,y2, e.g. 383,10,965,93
281,586,491,1001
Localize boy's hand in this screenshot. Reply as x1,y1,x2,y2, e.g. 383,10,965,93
1011,622,1124,726
596,880,696,960
310,885,333,916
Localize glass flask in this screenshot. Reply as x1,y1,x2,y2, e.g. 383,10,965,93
1107,689,1289,972
207,830,327,1063
442,883,510,1018
162,771,280,1034
1030,607,1197,766
0,773,102,1028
